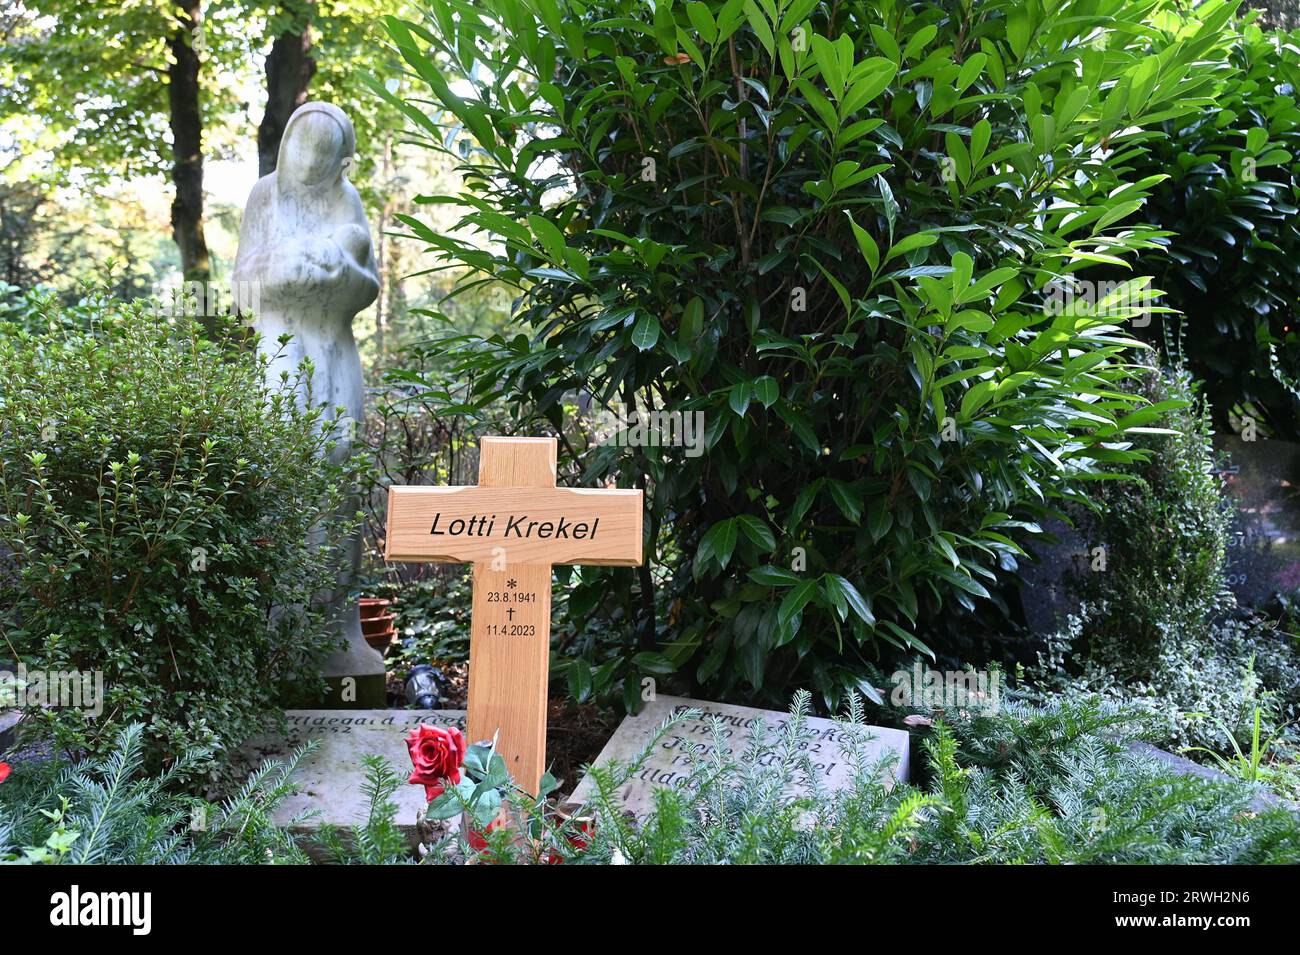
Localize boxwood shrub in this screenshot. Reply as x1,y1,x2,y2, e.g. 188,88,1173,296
0,287,361,773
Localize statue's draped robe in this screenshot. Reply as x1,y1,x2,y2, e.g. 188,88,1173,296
233,102,383,695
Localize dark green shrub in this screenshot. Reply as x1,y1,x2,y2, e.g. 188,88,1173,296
0,287,362,772
1068,367,1232,673
1125,19,1300,439
375,0,1231,708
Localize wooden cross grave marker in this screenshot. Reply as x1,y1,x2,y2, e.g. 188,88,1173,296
385,436,642,794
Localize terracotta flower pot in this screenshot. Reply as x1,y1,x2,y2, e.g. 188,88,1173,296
359,597,392,620
363,625,396,651
361,606,397,651
361,612,395,636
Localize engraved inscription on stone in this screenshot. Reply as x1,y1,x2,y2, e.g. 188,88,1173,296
566,696,910,817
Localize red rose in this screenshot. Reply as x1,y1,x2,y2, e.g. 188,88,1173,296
0,762,10,785
405,724,466,802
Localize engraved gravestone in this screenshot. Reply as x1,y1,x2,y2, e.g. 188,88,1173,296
242,708,466,837
565,695,910,818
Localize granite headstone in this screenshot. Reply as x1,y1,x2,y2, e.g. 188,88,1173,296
1017,516,1092,634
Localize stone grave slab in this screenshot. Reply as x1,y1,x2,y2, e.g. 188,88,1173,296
565,696,910,818
242,709,465,840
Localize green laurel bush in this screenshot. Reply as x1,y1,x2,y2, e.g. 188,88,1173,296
1124,19,1300,439
374,0,1234,707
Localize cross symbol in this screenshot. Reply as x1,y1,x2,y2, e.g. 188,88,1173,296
385,436,642,793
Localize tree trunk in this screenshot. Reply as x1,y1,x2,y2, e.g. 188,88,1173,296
167,1,210,283
257,3,317,177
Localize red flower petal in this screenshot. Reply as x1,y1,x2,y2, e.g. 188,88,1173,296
406,725,468,793
467,820,499,854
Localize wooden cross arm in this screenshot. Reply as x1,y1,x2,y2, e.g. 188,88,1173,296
384,485,643,566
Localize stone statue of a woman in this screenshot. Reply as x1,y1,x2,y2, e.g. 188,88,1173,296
233,101,385,707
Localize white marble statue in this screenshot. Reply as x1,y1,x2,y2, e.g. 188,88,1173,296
233,101,385,704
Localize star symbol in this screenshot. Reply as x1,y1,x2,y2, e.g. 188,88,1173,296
506,578,518,589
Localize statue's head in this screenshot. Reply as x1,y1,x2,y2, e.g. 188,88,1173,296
277,102,356,188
